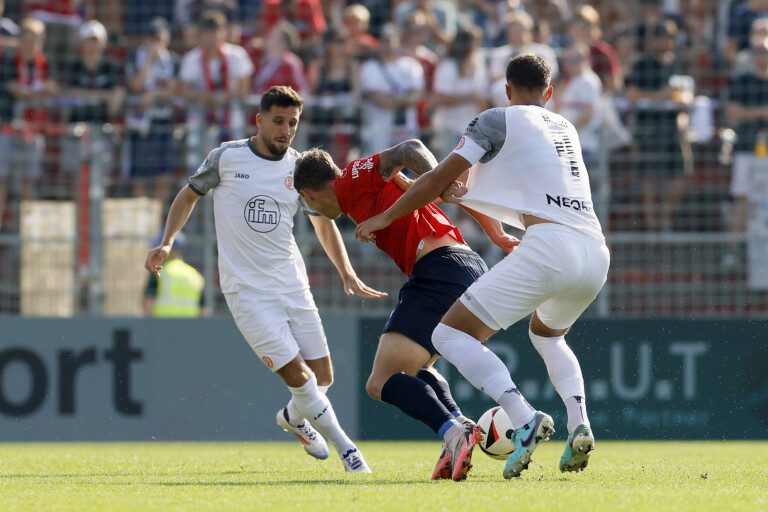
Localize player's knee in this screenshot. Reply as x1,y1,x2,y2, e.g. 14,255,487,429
431,323,450,352
365,375,384,401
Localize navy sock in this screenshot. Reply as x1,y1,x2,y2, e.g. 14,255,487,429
417,368,462,416
380,372,454,434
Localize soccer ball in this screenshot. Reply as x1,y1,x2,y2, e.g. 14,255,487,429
477,406,515,460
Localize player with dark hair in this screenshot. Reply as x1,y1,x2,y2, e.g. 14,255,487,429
294,140,518,481
146,85,385,473
356,54,610,478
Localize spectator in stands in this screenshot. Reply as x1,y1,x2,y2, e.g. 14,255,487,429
176,0,241,48
431,26,488,158
733,17,768,76
123,1,175,42
259,0,327,59
394,0,457,51
726,0,768,65
626,20,694,231
455,0,493,41
60,20,124,177
26,0,85,74
63,20,124,125
0,0,19,50
126,17,178,203
251,21,308,96
489,10,559,83
726,39,768,240
399,10,438,145
179,11,252,169
568,4,622,92
306,28,359,163
632,0,683,54
552,43,603,168
342,3,378,61
611,24,639,88
0,18,53,222
359,24,424,155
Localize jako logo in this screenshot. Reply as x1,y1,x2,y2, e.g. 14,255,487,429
234,173,250,179
0,329,143,417
244,195,281,233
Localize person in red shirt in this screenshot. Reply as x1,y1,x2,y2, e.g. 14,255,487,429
294,139,518,481
259,0,326,58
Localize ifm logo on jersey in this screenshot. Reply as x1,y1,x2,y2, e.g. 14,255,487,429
244,195,281,233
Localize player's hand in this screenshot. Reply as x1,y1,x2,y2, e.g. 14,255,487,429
342,274,388,299
493,234,521,254
145,244,171,278
440,181,467,204
355,214,392,243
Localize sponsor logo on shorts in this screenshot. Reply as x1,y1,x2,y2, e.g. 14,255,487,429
464,292,472,301
284,175,294,190
234,173,250,179
261,356,274,368
244,195,281,233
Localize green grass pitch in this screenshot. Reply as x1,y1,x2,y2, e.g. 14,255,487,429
1,441,766,511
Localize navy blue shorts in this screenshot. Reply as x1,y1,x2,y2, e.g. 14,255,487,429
383,247,488,355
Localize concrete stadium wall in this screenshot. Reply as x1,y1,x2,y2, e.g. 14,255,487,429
0,317,766,441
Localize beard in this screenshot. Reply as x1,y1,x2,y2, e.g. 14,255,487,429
265,138,289,157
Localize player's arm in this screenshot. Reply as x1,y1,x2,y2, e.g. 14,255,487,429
308,214,387,299
145,148,221,277
356,108,503,242
377,139,439,180
460,206,520,253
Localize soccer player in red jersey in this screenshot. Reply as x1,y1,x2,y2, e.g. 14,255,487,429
294,139,518,481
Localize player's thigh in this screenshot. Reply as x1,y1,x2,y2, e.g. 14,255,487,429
305,356,333,387
224,291,299,373
285,289,330,365
535,240,610,331
370,331,433,380
455,243,556,334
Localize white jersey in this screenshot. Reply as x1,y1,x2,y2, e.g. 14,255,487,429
453,105,604,241
188,139,313,294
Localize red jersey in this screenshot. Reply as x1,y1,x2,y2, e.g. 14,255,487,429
335,154,464,276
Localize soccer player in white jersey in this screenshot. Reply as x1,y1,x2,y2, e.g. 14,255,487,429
355,54,610,479
145,86,385,473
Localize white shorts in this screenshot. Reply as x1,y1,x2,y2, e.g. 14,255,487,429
731,152,755,198
460,223,610,331
224,287,329,372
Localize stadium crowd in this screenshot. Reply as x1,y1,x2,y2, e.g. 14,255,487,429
0,0,767,237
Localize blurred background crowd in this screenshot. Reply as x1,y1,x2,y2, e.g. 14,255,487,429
1,0,768,318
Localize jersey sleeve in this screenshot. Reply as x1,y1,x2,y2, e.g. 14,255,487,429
452,107,507,165
188,146,224,195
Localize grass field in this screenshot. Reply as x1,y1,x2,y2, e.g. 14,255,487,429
1,441,766,511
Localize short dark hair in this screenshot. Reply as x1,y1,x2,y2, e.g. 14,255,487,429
294,148,340,192
506,53,551,92
260,85,304,113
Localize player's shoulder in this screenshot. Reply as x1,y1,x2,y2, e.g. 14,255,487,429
344,154,378,177
467,107,507,134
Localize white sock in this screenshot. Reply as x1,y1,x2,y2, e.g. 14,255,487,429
285,383,330,426
288,376,355,455
529,330,589,433
432,323,535,429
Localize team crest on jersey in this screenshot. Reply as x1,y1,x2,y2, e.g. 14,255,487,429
455,136,466,150
284,175,294,190
261,356,274,369
244,195,281,233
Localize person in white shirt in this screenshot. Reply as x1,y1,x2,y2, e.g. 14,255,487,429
145,86,385,473
432,26,488,158
356,54,609,480
178,11,253,170
552,43,603,167
359,25,425,155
